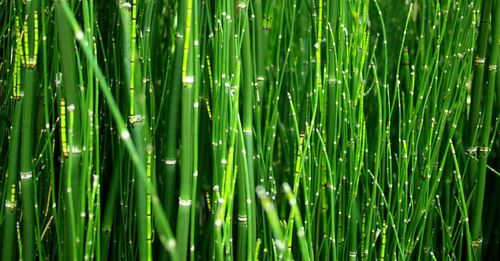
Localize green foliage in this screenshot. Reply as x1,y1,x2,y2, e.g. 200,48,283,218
1,0,500,260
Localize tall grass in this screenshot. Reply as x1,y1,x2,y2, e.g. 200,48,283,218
1,0,500,260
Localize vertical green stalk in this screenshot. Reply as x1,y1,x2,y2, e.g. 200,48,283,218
20,60,38,261
141,1,156,259
19,2,40,259
2,100,23,261
188,0,201,259
55,1,83,258
471,0,500,257
119,1,148,260
162,0,187,238
176,0,194,259
81,0,98,259
240,1,256,259
2,10,24,260
467,0,492,185
252,0,265,156
65,104,78,261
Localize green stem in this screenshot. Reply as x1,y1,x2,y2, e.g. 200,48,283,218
467,0,492,187
472,0,500,257
176,0,195,260
58,2,178,259
1,100,23,261
19,68,37,261
55,1,83,258
240,2,256,259
162,2,188,243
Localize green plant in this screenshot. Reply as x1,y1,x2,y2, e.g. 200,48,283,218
1,0,500,260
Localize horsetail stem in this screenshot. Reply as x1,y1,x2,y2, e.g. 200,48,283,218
1,99,23,261
176,0,196,259
471,0,500,257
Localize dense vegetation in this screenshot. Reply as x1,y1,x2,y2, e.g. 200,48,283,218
1,0,500,260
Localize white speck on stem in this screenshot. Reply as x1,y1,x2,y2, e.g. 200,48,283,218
67,104,76,112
